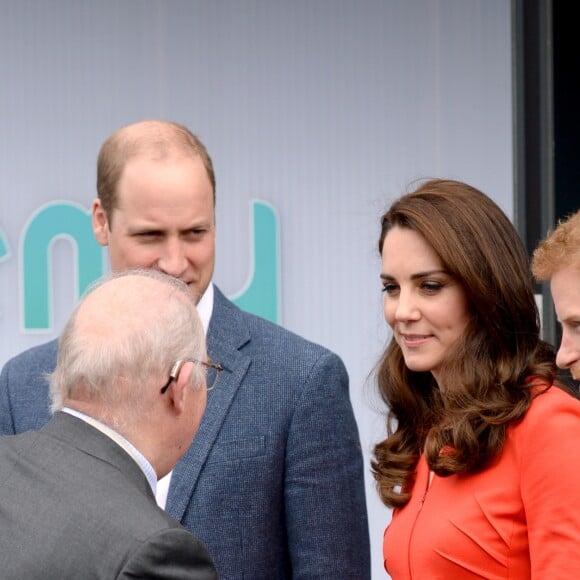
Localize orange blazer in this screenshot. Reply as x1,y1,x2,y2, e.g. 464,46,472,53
383,386,580,579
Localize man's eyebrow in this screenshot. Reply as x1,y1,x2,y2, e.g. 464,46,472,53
558,315,580,325
128,226,165,234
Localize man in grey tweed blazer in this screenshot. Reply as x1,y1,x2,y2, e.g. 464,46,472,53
0,270,217,579
0,120,370,579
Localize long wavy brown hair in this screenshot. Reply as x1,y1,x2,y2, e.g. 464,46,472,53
371,179,556,508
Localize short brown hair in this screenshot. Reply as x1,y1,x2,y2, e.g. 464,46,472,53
532,210,580,280
96,120,215,221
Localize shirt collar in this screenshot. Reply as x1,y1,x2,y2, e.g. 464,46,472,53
61,407,158,495
196,282,214,336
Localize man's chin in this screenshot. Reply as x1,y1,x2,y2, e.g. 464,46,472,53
186,281,210,304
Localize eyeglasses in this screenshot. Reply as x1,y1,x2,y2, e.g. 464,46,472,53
160,358,223,394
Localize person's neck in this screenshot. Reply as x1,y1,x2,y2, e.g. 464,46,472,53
64,401,181,480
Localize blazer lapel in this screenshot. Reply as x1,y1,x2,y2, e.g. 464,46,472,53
166,285,251,521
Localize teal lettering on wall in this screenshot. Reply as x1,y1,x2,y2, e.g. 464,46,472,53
0,229,9,262
20,199,279,330
22,202,104,330
230,200,280,324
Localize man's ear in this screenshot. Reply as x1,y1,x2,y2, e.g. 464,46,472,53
92,199,110,247
169,361,194,414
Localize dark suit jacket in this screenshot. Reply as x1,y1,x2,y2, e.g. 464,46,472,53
0,285,370,579
0,412,217,579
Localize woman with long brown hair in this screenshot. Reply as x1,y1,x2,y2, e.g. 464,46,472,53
372,179,580,578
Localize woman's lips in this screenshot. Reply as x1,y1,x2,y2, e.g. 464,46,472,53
399,333,432,347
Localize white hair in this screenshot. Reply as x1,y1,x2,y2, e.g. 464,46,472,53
48,269,206,429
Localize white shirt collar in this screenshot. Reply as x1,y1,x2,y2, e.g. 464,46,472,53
196,282,214,336
61,407,158,495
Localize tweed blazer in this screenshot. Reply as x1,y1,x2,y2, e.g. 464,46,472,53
0,285,370,579
0,412,217,579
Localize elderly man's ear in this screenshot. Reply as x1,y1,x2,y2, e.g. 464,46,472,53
166,362,195,414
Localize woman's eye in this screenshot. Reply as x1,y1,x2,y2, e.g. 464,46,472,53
422,281,443,293
382,284,398,295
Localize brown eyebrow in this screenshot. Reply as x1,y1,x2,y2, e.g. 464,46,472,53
380,269,448,281
128,222,210,236
128,227,164,235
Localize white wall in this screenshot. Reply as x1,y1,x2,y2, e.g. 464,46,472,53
0,1,513,577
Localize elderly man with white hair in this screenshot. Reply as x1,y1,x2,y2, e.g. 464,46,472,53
0,269,218,579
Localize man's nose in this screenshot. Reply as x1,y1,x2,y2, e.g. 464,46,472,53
556,330,579,370
157,239,188,278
